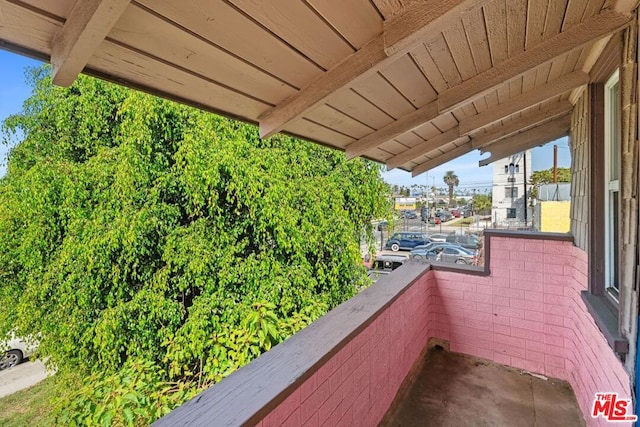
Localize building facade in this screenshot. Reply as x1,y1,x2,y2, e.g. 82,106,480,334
491,150,532,228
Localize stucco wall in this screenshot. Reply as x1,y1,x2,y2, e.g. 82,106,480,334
538,201,571,232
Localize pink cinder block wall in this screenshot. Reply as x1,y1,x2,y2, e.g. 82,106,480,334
429,236,631,427
260,273,434,427
260,235,631,426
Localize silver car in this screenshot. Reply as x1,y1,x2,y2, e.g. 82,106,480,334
436,246,476,265
0,335,38,370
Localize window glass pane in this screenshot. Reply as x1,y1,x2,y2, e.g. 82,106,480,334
610,81,620,181
611,191,619,291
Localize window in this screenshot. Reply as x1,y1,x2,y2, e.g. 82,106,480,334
604,70,620,298
515,164,520,173
509,163,515,174
504,165,509,174
504,187,518,198
506,208,516,219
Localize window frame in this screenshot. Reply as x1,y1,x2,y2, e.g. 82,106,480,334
603,70,620,300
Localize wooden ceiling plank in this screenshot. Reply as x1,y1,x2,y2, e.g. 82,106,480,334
383,0,485,56
471,100,572,147
352,72,416,119
110,5,297,106
306,0,382,49
462,7,492,73
443,20,477,80
346,66,578,160
387,127,464,169
136,0,323,89
478,115,571,165
380,54,438,108
506,0,527,56
51,0,131,86
459,70,588,135
410,45,450,94
228,0,353,70
411,141,474,176
345,101,439,158
562,0,589,30
258,0,484,138
547,55,569,83
526,0,549,49
484,0,508,65
543,0,570,40
425,33,463,88
325,89,395,130
439,9,631,114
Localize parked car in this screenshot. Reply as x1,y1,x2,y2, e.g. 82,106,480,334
0,335,37,370
403,211,417,219
371,254,408,270
384,232,430,251
428,233,449,242
445,233,481,250
410,242,460,261
367,254,407,282
436,246,476,265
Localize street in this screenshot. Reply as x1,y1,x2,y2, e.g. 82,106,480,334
0,360,50,398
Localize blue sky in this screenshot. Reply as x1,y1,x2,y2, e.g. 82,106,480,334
0,49,571,183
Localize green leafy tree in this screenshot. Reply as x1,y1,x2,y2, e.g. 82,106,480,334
0,66,389,423
472,193,492,215
443,170,459,206
529,167,571,199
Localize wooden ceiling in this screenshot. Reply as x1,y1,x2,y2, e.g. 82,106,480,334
0,0,635,175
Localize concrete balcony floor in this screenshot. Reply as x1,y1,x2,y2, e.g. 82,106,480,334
383,347,585,427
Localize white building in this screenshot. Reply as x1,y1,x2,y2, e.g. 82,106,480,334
491,150,532,228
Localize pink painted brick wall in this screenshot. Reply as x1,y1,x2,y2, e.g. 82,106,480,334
261,235,631,426
261,274,434,426
429,237,632,427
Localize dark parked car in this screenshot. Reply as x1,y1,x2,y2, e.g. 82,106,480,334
436,246,476,265
445,233,481,250
384,232,430,251
371,254,407,271
367,254,407,283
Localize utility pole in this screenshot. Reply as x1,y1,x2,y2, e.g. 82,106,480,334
553,145,558,183
523,151,528,227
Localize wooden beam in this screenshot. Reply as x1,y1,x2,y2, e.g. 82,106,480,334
52,0,131,86
411,141,474,177
386,127,465,169
383,0,485,56
459,71,588,135
438,10,631,114
345,103,439,159
471,101,572,148
344,12,624,160
258,0,483,139
478,116,571,166
612,0,640,14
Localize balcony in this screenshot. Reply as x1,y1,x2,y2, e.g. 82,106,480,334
155,230,631,426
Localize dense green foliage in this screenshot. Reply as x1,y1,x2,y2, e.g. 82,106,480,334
472,193,492,215
529,167,571,199
0,67,389,424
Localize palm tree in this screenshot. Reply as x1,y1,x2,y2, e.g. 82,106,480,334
443,170,459,206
